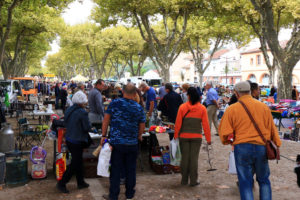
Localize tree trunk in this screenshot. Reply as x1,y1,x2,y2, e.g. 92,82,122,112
277,64,293,99
160,66,170,82
198,71,204,88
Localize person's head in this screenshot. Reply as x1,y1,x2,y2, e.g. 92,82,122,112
294,85,297,89
181,83,189,93
94,79,106,91
205,81,213,90
114,83,122,91
123,83,137,100
234,81,251,99
139,82,149,93
250,82,260,99
165,83,173,93
187,87,200,105
72,91,88,107
62,85,67,90
77,82,85,90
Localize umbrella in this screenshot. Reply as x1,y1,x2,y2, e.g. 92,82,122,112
71,74,88,82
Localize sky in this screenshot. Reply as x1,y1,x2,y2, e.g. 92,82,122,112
45,0,95,58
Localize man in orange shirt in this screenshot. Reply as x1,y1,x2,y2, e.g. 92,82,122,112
219,81,281,200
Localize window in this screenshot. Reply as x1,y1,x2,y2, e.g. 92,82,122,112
261,74,269,85
257,55,261,65
250,58,254,65
249,74,257,83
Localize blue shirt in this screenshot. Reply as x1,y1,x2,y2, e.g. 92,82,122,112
105,98,146,145
146,87,157,111
206,88,219,105
158,86,167,99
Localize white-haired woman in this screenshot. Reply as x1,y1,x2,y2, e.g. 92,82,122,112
57,91,91,193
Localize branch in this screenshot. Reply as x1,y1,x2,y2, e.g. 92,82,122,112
203,36,222,72
133,12,146,40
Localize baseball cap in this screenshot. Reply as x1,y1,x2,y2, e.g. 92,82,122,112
234,81,250,92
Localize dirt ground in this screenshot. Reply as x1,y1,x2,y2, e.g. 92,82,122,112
1,115,300,200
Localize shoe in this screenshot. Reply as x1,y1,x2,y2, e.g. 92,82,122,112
78,182,89,189
56,182,69,193
190,182,200,187
120,178,125,185
215,134,219,136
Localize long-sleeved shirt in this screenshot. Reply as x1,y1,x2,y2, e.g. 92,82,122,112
158,91,183,123
218,95,281,147
88,88,104,117
174,102,211,143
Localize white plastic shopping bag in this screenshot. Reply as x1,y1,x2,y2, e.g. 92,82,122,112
228,151,237,174
170,139,181,166
97,143,112,177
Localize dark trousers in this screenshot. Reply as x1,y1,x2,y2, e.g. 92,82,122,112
60,141,85,186
55,96,60,109
109,144,138,200
179,138,202,185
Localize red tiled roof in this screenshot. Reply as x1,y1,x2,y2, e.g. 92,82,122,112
204,49,230,61
241,40,288,55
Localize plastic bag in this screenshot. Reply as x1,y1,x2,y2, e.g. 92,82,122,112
170,139,181,166
228,151,237,174
97,143,112,177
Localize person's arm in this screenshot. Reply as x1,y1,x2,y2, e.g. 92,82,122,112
212,99,219,109
267,108,282,147
95,93,104,116
148,101,154,116
218,108,234,145
201,106,211,144
100,113,111,145
81,112,92,133
174,106,183,139
138,122,145,141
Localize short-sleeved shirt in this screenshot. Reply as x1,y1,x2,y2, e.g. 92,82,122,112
146,87,157,111
205,88,219,105
105,98,146,145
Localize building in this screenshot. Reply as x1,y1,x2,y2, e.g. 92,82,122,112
202,48,241,85
240,44,300,86
169,53,197,83
169,49,242,85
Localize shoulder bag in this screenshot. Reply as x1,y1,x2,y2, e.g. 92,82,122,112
239,101,280,161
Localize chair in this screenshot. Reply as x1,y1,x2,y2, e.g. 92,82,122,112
17,118,47,150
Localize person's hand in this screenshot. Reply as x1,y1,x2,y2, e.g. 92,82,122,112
138,135,143,142
100,136,106,146
207,141,212,145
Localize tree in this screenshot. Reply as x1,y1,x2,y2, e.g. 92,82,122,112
184,15,252,87
0,0,24,68
92,0,202,82
227,0,300,98
1,2,66,79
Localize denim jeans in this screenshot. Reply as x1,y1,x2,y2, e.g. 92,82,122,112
109,144,138,200
234,143,271,200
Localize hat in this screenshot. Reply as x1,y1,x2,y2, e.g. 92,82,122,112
72,91,88,104
234,81,250,92
114,83,121,89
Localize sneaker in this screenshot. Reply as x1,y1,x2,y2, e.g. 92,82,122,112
190,182,200,187
56,182,69,193
78,182,89,189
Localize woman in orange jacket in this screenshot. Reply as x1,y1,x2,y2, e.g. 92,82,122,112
174,87,211,186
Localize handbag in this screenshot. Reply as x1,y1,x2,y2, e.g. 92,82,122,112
239,101,280,161
228,151,237,174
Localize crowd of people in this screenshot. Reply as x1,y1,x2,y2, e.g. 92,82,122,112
52,78,299,200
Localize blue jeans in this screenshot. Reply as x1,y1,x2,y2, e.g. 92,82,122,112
55,96,60,109
109,144,138,200
234,143,271,200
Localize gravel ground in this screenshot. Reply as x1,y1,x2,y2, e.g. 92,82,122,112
1,117,300,200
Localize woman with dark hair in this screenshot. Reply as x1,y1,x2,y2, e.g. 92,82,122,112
174,87,211,186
